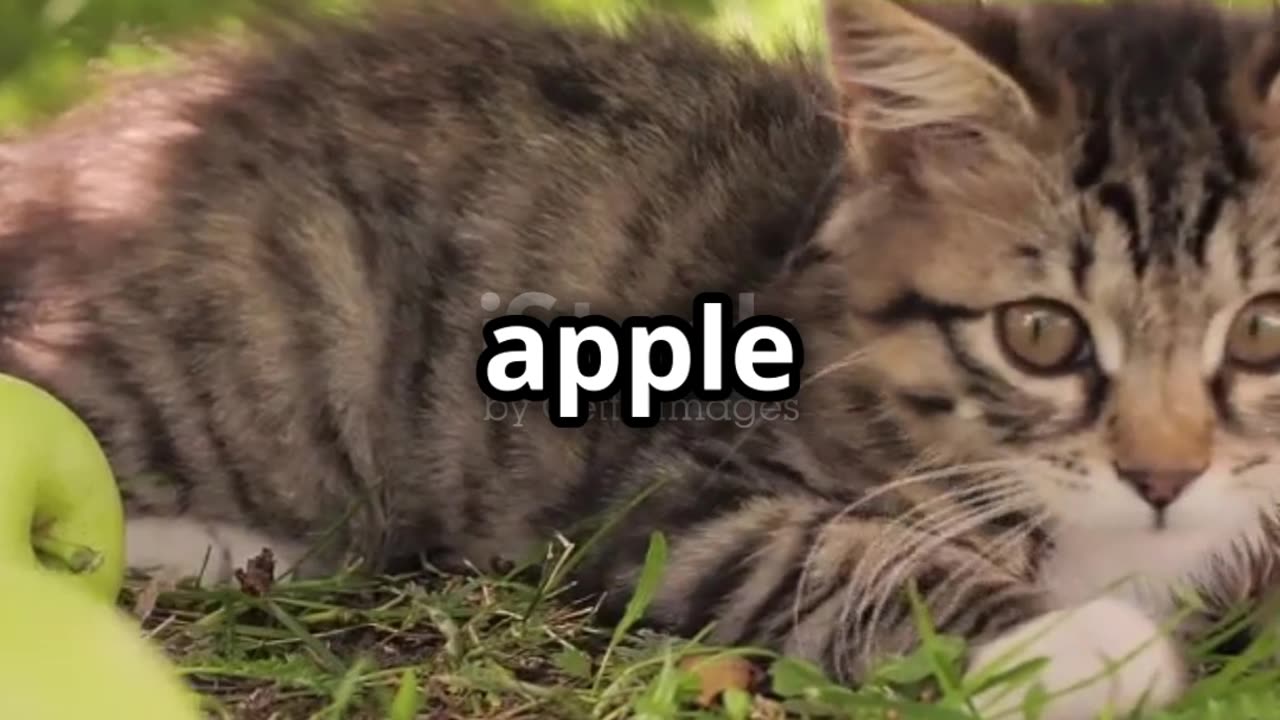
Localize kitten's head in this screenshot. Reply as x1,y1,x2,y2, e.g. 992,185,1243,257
819,0,1280,542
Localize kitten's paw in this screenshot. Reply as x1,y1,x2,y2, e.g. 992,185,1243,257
965,597,1186,720
126,516,308,584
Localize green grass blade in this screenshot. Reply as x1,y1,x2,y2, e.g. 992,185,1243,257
593,531,669,691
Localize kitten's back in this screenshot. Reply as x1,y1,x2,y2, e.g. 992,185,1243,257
0,2,845,572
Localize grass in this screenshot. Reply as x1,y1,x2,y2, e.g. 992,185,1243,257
121,530,1280,720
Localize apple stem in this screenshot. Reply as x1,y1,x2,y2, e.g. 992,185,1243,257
33,532,103,575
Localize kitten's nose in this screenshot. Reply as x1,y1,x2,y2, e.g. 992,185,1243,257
1113,465,1204,509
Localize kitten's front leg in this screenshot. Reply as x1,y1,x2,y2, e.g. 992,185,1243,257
642,494,1185,719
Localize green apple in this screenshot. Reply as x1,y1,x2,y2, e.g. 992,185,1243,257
0,562,203,719
0,373,124,603
0,373,202,718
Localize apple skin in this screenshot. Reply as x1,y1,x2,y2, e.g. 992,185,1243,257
0,374,124,603
0,563,202,719
0,374,200,718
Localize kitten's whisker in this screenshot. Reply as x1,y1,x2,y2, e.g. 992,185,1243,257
949,510,1051,585
860,499,1039,644
792,468,1028,658
950,205,1038,237
860,478,1026,555
851,481,1032,599
791,462,1029,630
696,334,907,491
798,345,879,388
838,499,1035,672
798,474,1018,625
841,481,1035,630
924,513,1049,639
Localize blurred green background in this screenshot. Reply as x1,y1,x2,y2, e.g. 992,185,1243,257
0,0,821,133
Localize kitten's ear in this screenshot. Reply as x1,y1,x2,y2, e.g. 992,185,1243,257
823,0,1038,171
1244,16,1280,132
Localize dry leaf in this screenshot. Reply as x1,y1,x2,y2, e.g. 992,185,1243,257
234,547,277,596
131,570,179,622
679,655,760,707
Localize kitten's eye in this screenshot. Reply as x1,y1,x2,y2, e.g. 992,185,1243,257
1226,294,1280,371
995,300,1089,374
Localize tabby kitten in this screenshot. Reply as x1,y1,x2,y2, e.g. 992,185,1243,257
4,0,1280,716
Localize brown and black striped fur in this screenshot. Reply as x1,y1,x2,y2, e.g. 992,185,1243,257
6,0,1280,697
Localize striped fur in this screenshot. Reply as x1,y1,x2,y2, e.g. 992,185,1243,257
4,0,1280,714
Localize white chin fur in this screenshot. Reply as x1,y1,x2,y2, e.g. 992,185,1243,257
1036,463,1269,613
